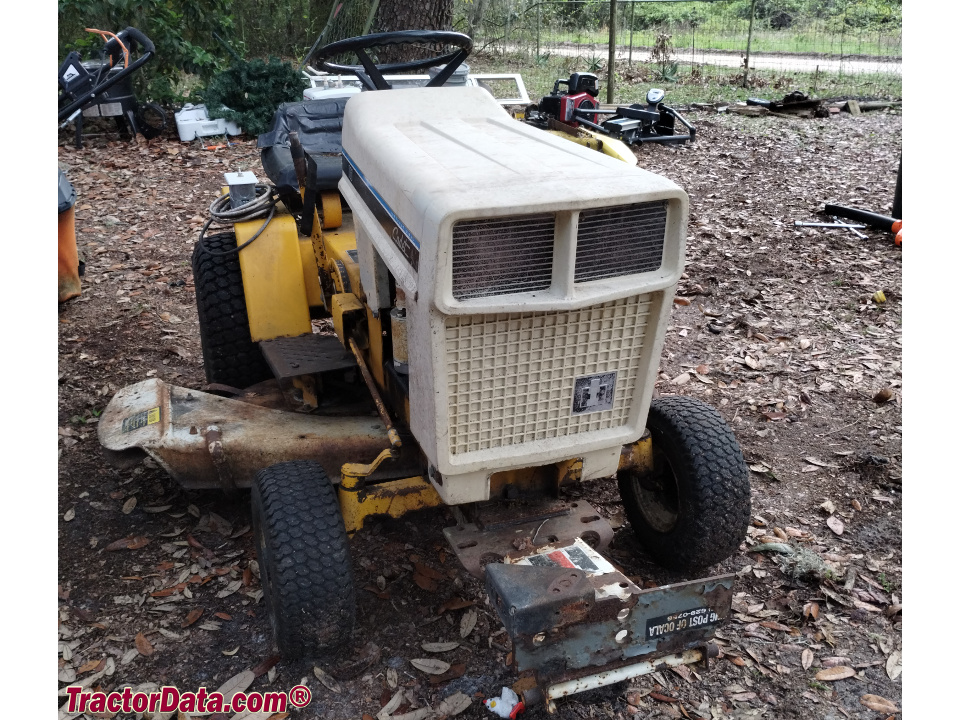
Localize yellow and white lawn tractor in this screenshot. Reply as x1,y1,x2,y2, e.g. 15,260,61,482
98,31,750,711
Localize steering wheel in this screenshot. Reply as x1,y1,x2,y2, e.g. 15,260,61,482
312,30,473,92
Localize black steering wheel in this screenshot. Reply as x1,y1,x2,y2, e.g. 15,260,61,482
312,30,473,92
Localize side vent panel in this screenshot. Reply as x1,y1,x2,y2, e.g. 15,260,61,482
452,214,555,300
574,202,667,283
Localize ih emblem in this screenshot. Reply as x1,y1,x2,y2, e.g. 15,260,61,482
572,372,617,414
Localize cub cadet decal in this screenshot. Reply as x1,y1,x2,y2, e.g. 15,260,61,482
121,407,161,433
514,539,617,577
342,152,420,272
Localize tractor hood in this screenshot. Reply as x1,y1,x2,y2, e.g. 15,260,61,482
341,86,684,261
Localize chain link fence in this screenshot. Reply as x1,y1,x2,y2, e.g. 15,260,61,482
454,0,901,97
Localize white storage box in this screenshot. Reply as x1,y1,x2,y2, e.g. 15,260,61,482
175,104,242,141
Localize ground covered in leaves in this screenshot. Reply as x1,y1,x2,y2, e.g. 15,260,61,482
58,106,902,720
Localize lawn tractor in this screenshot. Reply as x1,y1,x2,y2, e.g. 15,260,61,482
98,31,750,710
524,72,696,147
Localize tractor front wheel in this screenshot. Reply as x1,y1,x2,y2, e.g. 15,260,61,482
252,460,355,659
618,396,750,571
192,232,272,389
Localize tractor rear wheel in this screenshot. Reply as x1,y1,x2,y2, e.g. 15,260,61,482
252,460,355,659
192,232,272,388
618,396,750,571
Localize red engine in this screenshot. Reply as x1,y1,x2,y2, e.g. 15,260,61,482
559,93,599,127
534,72,600,128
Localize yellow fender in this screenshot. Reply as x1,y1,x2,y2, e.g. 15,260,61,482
234,214,312,342
234,191,343,342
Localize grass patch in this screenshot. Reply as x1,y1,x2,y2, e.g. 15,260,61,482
877,572,897,592
469,51,902,106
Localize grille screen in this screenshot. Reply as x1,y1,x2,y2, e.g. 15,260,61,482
444,295,652,456
574,202,667,282
451,214,555,300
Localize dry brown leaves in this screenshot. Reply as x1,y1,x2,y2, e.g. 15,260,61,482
134,632,154,656
861,694,898,713
815,665,855,681
105,535,150,551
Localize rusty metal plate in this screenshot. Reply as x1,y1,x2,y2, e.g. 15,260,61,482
474,499,571,532
259,333,356,379
488,559,735,677
443,501,614,578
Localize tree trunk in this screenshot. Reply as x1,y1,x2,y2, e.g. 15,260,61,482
374,0,453,62
468,0,486,38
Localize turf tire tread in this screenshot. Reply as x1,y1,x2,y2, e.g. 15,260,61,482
619,395,751,571
252,460,355,659
191,232,272,388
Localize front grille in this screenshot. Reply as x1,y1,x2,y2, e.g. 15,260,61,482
574,202,667,282
444,295,652,456
451,214,555,300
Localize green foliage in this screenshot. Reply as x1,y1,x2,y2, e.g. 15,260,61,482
723,0,901,31
58,0,234,103
656,62,679,83
585,53,605,73
202,57,304,136
649,33,677,81
230,0,349,61
458,0,902,42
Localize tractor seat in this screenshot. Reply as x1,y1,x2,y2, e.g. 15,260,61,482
258,97,350,197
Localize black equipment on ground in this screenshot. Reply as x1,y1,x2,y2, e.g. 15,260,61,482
58,27,164,148
526,75,696,146
823,204,898,232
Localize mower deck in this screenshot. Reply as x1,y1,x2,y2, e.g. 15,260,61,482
97,379,422,489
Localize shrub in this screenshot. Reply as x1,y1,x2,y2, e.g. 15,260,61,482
202,57,304,136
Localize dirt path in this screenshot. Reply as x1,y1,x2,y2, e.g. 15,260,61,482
58,106,902,720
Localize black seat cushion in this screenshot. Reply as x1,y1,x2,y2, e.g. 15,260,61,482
258,97,351,196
